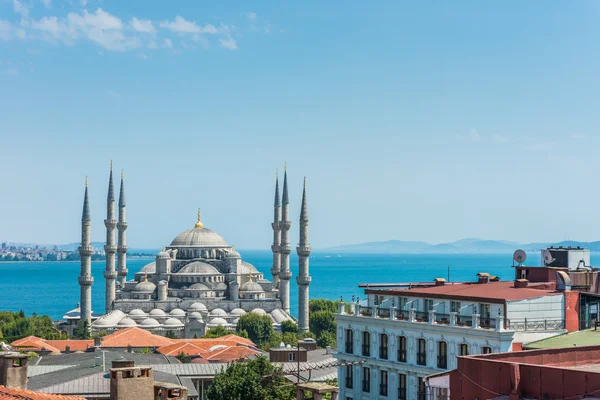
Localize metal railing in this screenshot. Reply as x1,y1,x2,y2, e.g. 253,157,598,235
396,309,409,320
358,306,372,317
377,308,390,318
415,311,429,322
417,352,427,366
435,312,451,325
507,318,564,331
397,349,407,362
456,315,472,327
379,346,388,360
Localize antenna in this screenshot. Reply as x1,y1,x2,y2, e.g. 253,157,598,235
542,249,554,266
513,249,527,266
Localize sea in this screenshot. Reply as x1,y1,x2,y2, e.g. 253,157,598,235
0,251,564,320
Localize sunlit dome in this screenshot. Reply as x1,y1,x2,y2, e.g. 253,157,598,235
178,262,219,275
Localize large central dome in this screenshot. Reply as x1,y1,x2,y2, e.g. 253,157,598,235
170,227,228,247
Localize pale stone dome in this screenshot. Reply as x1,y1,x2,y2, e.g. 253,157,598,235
226,249,241,258
232,317,240,324
239,262,260,274
157,250,170,259
240,281,263,293
230,308,246,317
170,228,228,248
208,317,228,326
129,309,146,317
215,282,227,291
133,280,156,293
149,309,167,317
210,308,227,317
170,308,186,317
189,283,210,290
178,262,220,275
251,308,267,316
164,318,185,327
188,302,208,312
117,317,137,327
189,311,203,320
140,262,156,273
140,318,160,328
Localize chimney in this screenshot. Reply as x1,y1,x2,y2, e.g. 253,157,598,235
110,366,154,400
476,272,490,284
0,352,28,389
514,279,529,288
434,278,446,286
154,382,188,400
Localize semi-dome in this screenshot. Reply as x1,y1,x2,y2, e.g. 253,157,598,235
187,302,208,312
140,262,156,273
230,308,246,317
215,282,227,291
240,281,264,293
140,318,160,328
117,317,137,327
210,308,227,317
226,249,241,258
189,311,203,320
170,308,186,317
208,317,228,326
133,280,156,293
149,309,167,317
188,283,210,290
178,262,220,275
170,228,228,248
239,262,260,275
164,318,184,327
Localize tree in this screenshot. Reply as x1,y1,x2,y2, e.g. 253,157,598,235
139,347,152,354
72,320,90,340
281,320,299,335
316,330,336,348
206,355,294,400
236,314,273,347
309,311,336,338
309,299,338,314
202,325,229,338
164,330,178,339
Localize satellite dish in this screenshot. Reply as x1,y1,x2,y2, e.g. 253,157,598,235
542,249,554,266
513,249,527,265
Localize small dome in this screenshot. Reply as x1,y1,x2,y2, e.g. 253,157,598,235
140,318,160,328
226,249,241,258
210,308,227,317
208,317,228,326
170,308,186,317
117,318,137,327
178,262,220,275
251,308,267,316
215,282,227,291
129,309,146,317
164,318,185,327
94,318,113,327
187,302,208,312
240,261,259,274
157,250,170,259
189,312,203,320
140,262,156,273
188,283,209,290
240,281,263,293
133,280,156,293
230,308,246,317
149,309,167,317
170,228,228,248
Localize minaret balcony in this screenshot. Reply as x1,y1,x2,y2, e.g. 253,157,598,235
78,275,94,286
78,245,94,256
296,275,312,285
296,245,312,256
104,244,118,253
271,222,280,230
117,245,129,253
271,244,280,252
117,222,128,230
270,266,280,275
104,270,118,280
118,269,129,276
104,219,117,228
279,221,292,230
279,270,292,280
279,245,291,254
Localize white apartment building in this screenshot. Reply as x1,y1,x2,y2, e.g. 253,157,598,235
335,273,571,400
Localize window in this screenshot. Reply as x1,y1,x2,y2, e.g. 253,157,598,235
451,301,461,313
437,341,447,369
417,338,427,366
362,367,370,393
398,373,406,400
460,343,469,356
345,365,353,389
374,295,384,305
399,297,408,310
397,336,407,362
288,352,296,362
379,333,388,359
362,331,370,356
482,346,492,354
424,299,434,311
417,377,426,400
479,303,491,318
345,329,354,354
379,370,388,397
436,388,449,400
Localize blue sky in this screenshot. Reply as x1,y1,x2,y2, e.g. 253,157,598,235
2,1,600,249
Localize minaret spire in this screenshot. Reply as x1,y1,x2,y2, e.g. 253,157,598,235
117,170,128,286
296,176,311,332
271,170,281,288
78,177,94,332
279,165,292,314
104,162,118,313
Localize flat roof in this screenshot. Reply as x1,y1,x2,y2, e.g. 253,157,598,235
525,329,600,350
365,281,561,303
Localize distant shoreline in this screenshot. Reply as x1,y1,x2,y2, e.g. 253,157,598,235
0,256,155,263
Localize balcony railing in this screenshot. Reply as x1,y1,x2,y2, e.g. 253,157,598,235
380,384,388,397
362,344,370,357
417,352,427,366
397,349,406,362
377,308,390,318
362,381,370,393
398,388,407,400
359,306,372,317
507,318,564,331
456,315,472,327
345,341,353,354
437,355,447,369
435,312,451,325
379,347,388,360
396,309,409,320
415,311,429,322
417,391,427,400
345,377,353,389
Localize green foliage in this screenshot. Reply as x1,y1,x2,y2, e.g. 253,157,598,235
176,351,188,363
164,330,178,339
206,355,294,400
72,320,91,340
236,314,274,347
308,299,340,349
309,311,336,338
139,347,152,354
236,329,249,339
202,325,229,338
316,330,336,348
0,311,66,342
282,332,299,347
309,299,338,314
281,320,300,335
91,330,108,339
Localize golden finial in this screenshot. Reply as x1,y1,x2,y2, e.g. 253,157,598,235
85,175,88,187
195,208,204,229
248,271,253,282
110,160,113,171
143,272,148,282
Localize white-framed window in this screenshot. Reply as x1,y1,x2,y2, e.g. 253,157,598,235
288,352,296,362
451,301,461,313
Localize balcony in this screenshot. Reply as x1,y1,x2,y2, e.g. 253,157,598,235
376,308,390,318
414,311,429,323
379,347,388,360
435,312,451,325
507,318,564,331
396,309,410,320
359,306,372,317
456,315,473,327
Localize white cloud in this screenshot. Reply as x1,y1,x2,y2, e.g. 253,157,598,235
13,0,29,17
572,133,586,139
31,16,67,39
129,17,155,33
4,68,19,76
41,0,51,9
160,16,220,35
80,0,87,6
491,135,508,143
219,36,237,50
15,28,26,39
0,20,12,40
469,129,481,141
246,12,257,21
137,53,148,60
163,37,172,48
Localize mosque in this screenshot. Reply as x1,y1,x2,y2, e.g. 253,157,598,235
62,165,312,338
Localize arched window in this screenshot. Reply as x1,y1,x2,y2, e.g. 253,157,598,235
345,329,354,354
437,341,447,369
362,331,371,356
379,333,388,359
417,338,426,366
460,343,469,356
482,346,492,354
397,336,407,362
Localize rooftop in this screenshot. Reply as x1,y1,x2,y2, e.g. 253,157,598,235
525,329,600,350
0,385,86,400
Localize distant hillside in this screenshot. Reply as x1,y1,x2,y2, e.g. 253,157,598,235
58,242,159,254
324,239,600,254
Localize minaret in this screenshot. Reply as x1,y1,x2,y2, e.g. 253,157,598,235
296,177,311,332
117,170,128,287
270,171,281,289
78,177,94,330
103,162,118,313
278,164,292,314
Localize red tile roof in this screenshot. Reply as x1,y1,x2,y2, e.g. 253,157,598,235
100,328,175,348
45,340,93,352
11,337,61,354
366,281,562,303
157,342,209,357
204,346,260,362
0,386,86,400
157,335,260,362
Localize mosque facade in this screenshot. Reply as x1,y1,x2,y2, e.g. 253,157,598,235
63,166,311,339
